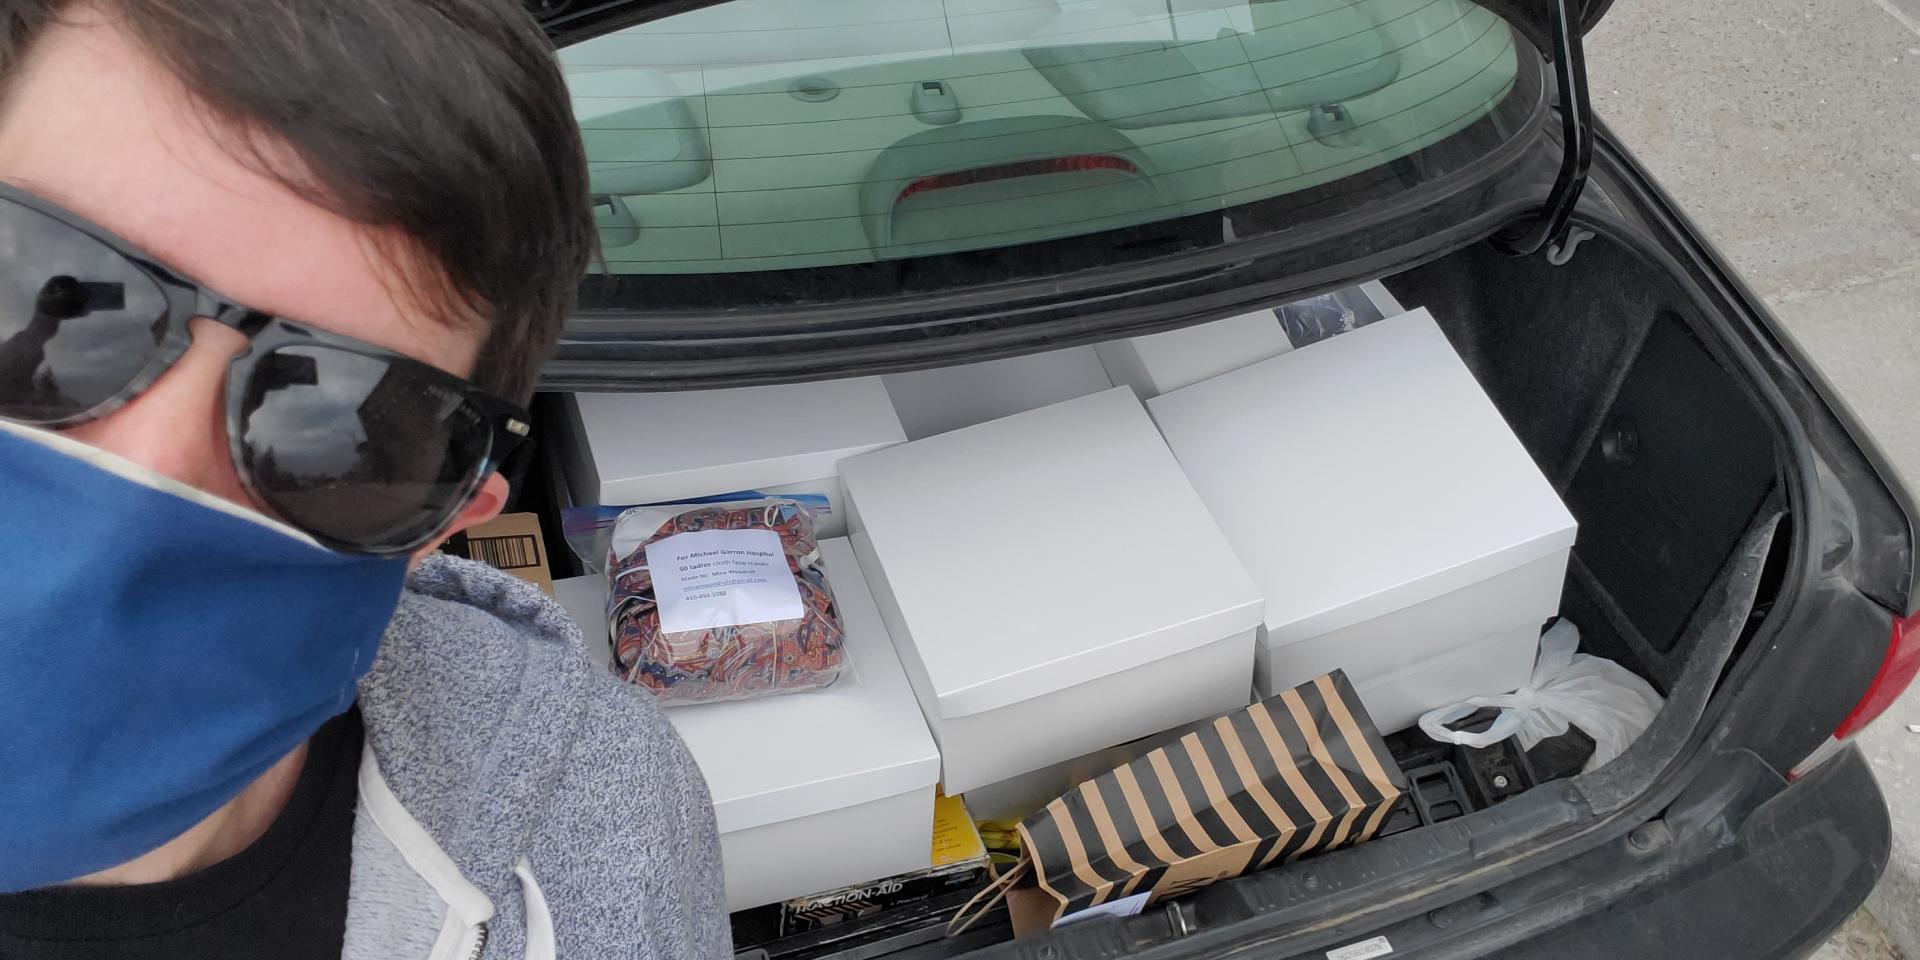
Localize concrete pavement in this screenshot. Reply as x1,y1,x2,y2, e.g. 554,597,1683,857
1585,0,1920,954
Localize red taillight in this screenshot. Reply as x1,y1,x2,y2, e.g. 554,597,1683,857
1833,608,1920,740
896,155,1138,205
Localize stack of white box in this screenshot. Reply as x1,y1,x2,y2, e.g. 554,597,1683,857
554,539,940,911
546,286,1580,911
1146,308,1577,732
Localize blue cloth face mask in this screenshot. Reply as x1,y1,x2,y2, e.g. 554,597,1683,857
0,421,409,891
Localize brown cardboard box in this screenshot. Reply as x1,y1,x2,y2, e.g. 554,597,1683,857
441,512,554,596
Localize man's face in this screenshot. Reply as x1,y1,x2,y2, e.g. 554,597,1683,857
0,7,507,542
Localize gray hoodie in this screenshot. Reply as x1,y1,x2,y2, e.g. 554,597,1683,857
342,554,732,960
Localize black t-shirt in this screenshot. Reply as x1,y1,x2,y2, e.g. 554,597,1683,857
0,709,363,960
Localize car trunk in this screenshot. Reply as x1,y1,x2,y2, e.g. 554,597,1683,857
513,0,1853,950
519,213,1800,960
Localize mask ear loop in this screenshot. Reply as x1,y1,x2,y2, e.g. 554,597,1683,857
609,591,659,686
766,500,824,573
948,856,1032,938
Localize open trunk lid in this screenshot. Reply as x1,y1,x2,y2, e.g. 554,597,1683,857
532,0,1597,389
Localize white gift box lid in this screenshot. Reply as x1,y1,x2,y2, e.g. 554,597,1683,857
1146,308,1578,649
569,378,906,504
840,386,1264,719
882,346,1113,440
1095,309,1294,399
1097,281,1407,400
551,538,940,834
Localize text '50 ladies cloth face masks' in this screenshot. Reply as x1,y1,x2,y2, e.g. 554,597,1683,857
0,420,408,892
953,671,1406,935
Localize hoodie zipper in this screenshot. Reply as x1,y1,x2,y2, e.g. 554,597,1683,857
464,921,490,960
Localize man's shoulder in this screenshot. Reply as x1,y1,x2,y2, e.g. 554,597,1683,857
354,555,728,957
385,553,580,665
356,555,686,838
363,554,595,744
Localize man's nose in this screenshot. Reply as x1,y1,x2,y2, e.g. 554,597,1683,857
59,318,253,503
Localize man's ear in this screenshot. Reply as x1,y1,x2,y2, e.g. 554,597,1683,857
410,472,510,566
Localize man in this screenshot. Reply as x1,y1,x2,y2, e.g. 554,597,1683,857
0,1,731,958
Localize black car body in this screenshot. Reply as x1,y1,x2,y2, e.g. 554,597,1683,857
526,1,1920,956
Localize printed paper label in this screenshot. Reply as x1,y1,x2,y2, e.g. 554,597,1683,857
1052,892,1150,928
1326,936,1393,960
646,528,802,635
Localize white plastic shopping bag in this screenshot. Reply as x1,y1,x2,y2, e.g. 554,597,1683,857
1418,620,1663,771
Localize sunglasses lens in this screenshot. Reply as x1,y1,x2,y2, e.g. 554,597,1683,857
236,345,493,553
0,202,172,423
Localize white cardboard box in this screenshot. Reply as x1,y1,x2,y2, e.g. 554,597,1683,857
882,345,1113,440
840,386,1265,792
1352,625,1542,733
1097,281,1404,399
553,538,941,911
555,379,907,538
1146,308,1577,732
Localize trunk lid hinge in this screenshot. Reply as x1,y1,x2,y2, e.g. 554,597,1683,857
1492,0,1593,263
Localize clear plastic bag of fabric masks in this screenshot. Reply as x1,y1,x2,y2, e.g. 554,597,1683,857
603,498,844,704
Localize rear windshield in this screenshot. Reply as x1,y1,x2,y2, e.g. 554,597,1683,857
564,0,1533,296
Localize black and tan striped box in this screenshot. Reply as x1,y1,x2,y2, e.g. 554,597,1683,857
1010,670,1404,929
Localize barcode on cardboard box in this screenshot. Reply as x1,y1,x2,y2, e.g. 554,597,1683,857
1326,936,1393,960
470,533,541,570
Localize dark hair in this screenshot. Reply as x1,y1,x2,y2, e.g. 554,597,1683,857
0,0,595,403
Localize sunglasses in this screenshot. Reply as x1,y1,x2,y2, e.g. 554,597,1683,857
0,184,531,556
